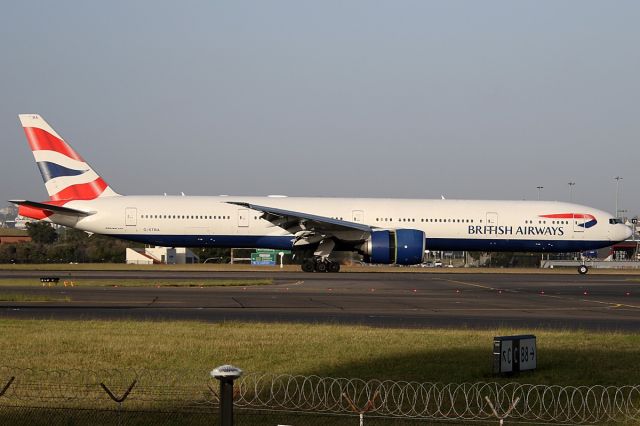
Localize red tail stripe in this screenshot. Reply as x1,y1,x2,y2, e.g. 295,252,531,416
50,177,108,201
23,127,84,162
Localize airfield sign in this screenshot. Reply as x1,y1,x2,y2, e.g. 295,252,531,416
251,252,276,265
493,335,536,374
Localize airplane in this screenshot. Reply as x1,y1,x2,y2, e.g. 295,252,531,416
10,114,632,274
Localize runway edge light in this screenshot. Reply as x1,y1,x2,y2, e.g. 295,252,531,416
492,335,537,375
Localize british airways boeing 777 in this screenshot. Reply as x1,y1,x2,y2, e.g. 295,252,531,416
11,115,632,273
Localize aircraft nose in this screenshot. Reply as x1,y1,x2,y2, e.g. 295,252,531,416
626,225,633,239
621,225,633,241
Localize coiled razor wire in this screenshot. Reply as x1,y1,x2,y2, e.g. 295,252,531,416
234,375,640,423
0,367,640,423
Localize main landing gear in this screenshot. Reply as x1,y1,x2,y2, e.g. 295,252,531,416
301,258,341,273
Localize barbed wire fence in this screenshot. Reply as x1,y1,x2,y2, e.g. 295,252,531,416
0,366,639,424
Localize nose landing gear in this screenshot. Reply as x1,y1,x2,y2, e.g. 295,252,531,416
578,264,589,275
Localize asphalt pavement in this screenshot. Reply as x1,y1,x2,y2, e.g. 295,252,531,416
1,270,639,330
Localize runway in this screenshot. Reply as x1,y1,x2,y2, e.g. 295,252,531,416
1,270,640,330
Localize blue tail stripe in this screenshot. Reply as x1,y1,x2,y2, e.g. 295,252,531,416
36,161,87,182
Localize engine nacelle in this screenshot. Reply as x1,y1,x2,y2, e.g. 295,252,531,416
362,229,426,265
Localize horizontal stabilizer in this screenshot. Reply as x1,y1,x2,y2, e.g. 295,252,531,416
9,200,95,216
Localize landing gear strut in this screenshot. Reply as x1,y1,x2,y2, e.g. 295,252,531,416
300,258,341,273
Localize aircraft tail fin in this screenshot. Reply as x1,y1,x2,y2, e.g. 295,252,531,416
18,114,120,201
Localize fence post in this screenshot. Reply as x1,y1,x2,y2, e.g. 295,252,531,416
485,395,520,425
343,390,379,426
0,377,15,397
100,379,137,426
211,365,243,426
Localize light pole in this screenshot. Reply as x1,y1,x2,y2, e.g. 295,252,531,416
536,186,544,201
614,176,623,217
568,182,575,202
619,209,628,221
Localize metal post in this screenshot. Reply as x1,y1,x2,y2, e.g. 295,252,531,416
219,378,234,426
536,186,543,201
211,365,243,426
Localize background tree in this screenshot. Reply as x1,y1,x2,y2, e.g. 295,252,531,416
26,222,58,244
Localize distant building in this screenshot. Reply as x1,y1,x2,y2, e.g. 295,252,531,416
126,246,199,264
0,229,31,244
13,216,35,230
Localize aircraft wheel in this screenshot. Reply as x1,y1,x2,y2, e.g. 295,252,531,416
315,260,328,273
578,265,589,275
328,262,341,273
301,259,316,273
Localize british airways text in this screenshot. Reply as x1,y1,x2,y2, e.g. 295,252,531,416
468,226,565,236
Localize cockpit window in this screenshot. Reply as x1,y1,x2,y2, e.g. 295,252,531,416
609,218,623,224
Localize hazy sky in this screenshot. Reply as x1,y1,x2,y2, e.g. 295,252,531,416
1,1,638,216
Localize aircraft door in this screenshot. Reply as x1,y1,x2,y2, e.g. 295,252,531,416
486,212,498,226
125,208,137,226
238,209,249,227
352,210,364,223
573,214,585,234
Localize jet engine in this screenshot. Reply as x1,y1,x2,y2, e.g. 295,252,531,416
361,229,426,265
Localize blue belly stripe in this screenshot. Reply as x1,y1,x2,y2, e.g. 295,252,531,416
112,234,612,252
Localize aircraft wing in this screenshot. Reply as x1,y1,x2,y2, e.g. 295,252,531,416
226,202,372,242
9,200,95,216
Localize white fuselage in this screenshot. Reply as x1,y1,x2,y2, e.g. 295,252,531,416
49,196,631,253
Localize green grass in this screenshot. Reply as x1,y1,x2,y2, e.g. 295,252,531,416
2,262,640,275
0,293,70,302
0,278,273,287
0,263,299,272
0,319,638,386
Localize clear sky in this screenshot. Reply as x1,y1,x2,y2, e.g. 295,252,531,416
1,1,638,216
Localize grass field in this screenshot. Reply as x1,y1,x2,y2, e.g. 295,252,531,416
0,319,638,386
0,278,274,287
0,293,70,302
1,262,640,274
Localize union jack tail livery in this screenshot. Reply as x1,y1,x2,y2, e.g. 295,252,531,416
18,114,119,201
